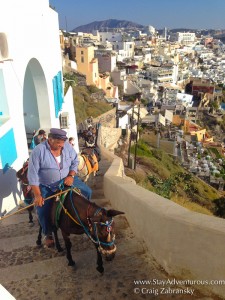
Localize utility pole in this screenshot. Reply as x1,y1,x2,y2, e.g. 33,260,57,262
134,102,140,170
128,105,134,168
128,99,141,169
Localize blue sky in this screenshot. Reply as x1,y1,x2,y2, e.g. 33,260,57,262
49,0,225,31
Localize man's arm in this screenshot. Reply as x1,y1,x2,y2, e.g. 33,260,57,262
64,147,79,186
28,147,43,206
70,148,79,173
31,185,44,207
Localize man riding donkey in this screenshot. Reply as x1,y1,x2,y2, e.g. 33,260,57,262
28,128,92,248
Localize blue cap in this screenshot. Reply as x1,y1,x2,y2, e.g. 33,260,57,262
50,128,67,141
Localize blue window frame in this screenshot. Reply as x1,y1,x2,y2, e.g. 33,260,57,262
52,71,64,117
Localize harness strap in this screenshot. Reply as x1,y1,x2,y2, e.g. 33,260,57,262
57,195,81,226
0,189,69,221
55,186,83,227
82,154,90,176
79,155,87,172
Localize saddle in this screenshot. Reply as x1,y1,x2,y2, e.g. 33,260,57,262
53,191,68,228
81,149,97,168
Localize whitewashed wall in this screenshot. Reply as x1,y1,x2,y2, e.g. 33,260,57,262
62,86,79,153
0,0,62,215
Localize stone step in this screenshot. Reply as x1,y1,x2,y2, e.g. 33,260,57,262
0,155,215,300
0,229,144,285
0,237,211,300
0,212,210,300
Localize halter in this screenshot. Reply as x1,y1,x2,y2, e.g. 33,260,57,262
17,161,34,204
21,161,29,175
68,190,116,252
56,182,116,255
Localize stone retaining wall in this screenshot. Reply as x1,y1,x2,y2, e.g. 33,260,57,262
92,107,116,128
98,134,225,299
100,126,122,151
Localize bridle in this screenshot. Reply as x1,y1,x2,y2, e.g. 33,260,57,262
67,190,116,255
17,161,33,202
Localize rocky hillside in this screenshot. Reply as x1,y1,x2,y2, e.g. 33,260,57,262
72,19,145,32
115,137,224,217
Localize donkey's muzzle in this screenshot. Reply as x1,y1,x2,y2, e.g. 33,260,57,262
99,245,117,261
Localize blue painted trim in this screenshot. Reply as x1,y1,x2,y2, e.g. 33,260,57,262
52,71,64,118
0,128,17,172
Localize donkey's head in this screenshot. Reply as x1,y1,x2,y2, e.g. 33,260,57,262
89,208,124,261
16,160,29,184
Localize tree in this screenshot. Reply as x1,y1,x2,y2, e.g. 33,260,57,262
63,73,77,94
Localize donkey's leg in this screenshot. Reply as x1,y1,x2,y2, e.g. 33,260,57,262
36,224,42,246
95,244,104,274
52,226,63,252
27,207,33,224
61,230,75,266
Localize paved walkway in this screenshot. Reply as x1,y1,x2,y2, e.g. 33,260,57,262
0,157,216,300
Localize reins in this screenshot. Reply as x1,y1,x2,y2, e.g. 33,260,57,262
0,189,70,221
1,183,115,251
56,186,82,226
57,183,115,248
67,191,115,247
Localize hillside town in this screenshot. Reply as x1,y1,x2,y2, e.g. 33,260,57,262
2,1,225,299
60,25,225,191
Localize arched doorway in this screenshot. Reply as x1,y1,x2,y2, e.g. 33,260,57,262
23,58,51,143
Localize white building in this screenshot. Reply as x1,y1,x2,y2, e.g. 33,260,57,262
146,64,178,84
0,0,77,215
176,32,196,45
147,25,156,36
176,93,193,108
113,41,135,61
99,32,123,43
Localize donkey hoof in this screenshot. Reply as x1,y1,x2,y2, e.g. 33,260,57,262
96,266,104,274
57,247,63,252
36,240,42,247
68,261,75,266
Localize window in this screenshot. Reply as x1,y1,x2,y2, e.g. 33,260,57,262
81,56,84,63
60,112,69,129
81,50,84,55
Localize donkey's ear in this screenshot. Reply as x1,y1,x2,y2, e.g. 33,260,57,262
107,209,125,217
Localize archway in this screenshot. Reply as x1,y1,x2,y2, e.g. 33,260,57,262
23,58,51,143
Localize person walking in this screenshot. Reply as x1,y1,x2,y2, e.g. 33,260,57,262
69,137,75,147
30,129,46,149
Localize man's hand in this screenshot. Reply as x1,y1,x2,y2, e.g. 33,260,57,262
34,194,44,207
64,175,74,186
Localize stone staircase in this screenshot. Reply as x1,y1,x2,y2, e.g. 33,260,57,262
0,157,214,300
